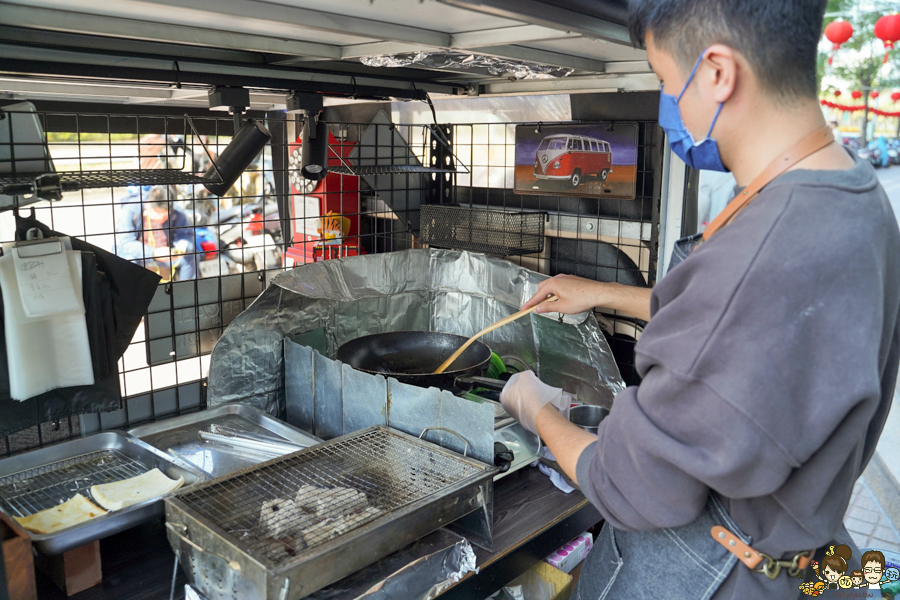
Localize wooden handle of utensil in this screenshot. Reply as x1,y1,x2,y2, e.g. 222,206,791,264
433,295,559,374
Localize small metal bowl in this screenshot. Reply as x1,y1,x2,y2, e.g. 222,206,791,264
569,405,609,435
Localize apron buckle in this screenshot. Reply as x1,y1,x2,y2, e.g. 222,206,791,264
752,550,811,580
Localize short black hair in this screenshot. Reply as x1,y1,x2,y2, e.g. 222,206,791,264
628,0,826,100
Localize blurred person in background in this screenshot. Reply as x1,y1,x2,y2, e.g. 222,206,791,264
115,185,197,280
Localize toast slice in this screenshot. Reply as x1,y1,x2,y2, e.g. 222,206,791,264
90,468,184,511
13,493,107,534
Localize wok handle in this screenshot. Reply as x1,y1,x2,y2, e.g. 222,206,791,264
433,295,559,375
419,427,469,457
455,375,507,391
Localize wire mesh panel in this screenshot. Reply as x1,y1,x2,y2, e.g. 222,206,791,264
448,121,661,386
419,204,545,256
0,101,661,455
174,427,486,567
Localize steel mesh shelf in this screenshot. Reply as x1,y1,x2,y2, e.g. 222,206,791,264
0,169,218,199
420,204,546,256
329,165,457,176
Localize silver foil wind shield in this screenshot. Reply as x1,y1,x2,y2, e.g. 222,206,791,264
207,249,624,414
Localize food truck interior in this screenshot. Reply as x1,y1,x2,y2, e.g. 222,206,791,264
0,1,701,598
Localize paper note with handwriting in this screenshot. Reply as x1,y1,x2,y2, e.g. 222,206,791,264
13,243,82,318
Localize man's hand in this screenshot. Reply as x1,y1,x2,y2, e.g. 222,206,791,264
500,371,567,434
523,274,653,322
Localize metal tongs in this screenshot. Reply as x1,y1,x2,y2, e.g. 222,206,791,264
197,425,308,456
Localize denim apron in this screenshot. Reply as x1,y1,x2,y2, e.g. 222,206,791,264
573,234,743,600
572,492,749,600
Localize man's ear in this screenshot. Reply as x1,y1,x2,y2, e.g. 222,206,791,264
701,44,738,104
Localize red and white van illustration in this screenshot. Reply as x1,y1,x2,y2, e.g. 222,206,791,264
534,134,613,188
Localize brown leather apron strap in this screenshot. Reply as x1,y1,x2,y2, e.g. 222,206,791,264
711,525,814,579
702,125,835,241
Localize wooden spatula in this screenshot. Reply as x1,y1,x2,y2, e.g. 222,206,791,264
433,295,559,374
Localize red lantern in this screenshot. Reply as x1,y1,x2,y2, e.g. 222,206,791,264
851,90,863,100
871,90,880,99
835,90,843,97
875,14,900,63
824,20,854,64
892,92,900,102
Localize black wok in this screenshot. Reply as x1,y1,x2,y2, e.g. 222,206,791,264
336,331,492,390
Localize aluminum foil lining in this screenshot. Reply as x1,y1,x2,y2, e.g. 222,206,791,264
360,50,576,79
207,249,625,414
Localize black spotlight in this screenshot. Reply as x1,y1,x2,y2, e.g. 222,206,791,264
203,119,272,197
300,118,329,181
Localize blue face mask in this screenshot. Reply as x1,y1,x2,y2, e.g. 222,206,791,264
658,52,728,172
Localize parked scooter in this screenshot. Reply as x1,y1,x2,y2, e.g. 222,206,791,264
206,200,282,272
857,147,882,169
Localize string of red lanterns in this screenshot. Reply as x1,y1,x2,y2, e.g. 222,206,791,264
820,100,900,118
820,15,900,117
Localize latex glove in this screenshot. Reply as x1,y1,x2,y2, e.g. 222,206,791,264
500,371,567,435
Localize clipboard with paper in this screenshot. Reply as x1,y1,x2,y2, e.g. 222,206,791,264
0,228,94,400
11,234,84,320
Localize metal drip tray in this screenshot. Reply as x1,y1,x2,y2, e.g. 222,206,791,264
0,432,206,554
166,426,496,600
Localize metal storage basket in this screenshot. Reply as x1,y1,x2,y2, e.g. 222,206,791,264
165,426,495,600
419,204,546,256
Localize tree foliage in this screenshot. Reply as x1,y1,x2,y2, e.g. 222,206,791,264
820,0,898,140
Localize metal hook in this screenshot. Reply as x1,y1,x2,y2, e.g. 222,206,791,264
173,61,182,89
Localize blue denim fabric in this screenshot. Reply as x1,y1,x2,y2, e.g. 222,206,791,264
573,493,747,600
668,232,704,274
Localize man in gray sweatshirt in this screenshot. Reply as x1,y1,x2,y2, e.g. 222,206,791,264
500,1,900,599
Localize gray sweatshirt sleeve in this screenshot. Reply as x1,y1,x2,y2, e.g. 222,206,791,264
574,179,895,534
574,364,796,532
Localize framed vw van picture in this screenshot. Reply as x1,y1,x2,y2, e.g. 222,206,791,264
514,122,639,199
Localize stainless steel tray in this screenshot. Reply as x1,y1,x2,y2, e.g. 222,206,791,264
128,403,322,478
0,431,206,554
166,426,496,600
494,421,541,481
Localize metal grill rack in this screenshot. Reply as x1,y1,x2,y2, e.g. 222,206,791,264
419,204,546,256
0,449,145,518
172,427,485,566
167,426,494,599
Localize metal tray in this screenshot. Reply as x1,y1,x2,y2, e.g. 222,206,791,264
128,403,322,478
494,421,541,481
166,426,496,600
0,431,206,555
